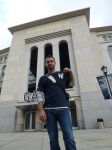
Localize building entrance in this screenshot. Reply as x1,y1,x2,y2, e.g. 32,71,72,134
69,101,78,128
24,111,36,131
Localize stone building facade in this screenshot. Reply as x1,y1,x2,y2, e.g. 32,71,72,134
0,7,112,132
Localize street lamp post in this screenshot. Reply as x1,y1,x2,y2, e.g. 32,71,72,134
101,66,112,98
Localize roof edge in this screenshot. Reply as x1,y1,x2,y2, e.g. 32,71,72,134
8,7,90,34
90,25,112,32
0,47,10,54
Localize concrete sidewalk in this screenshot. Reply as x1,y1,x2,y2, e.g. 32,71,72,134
0,128,112,150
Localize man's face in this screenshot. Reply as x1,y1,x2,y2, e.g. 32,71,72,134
45,57,56,71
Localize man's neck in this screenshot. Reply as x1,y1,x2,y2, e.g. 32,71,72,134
48,69,56,74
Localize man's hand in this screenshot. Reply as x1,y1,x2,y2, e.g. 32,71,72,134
63,67,75,84
37,101,47,123
63,67,72,73
38,109,47,123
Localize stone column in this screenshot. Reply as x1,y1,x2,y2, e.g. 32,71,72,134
36,44,44,86
52,41,60,71
75,98,85,129
68,40,80,96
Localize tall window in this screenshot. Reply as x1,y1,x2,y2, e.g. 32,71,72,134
107,45,112,63
102,35,112,42
59,41,72,88
103,36,108,42
108,36,112,42
44,43,53,74
28,47,38,92
0,65,6,93
59,40,71,71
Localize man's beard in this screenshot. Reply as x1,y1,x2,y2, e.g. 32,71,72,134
47,65,55,71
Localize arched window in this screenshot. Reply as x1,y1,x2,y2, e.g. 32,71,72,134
44,43,53,74
108,45,112,63
0,65,6,93
59,40,70,71
28,46,38,92
0,57,3,63
1,65,6,77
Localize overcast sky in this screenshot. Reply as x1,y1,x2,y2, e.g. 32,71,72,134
0,0,112,50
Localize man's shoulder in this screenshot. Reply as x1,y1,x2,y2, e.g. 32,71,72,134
39,75,48,82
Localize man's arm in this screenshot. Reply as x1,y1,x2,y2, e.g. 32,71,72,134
35,76,47,122
37,101,47,123
35,90,46,123
63,67,75,87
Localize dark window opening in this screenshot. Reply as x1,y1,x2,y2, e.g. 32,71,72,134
0,65,6,94
1,65,6,77
28,83,36,93
32,112,36,129
108,45,112,63
59,41,71,88
44,43,53,74
25,111,36,130
28,47,38,92
59,41,71,71
25,112,30,130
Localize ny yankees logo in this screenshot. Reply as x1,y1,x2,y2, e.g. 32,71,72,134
58,73,64,79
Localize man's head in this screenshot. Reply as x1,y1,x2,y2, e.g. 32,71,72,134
45,55,56,72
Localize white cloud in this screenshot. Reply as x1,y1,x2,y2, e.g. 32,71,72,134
4,0,51,27
46,0,91,17
0,27,12,49
0,0,51,49
90,0,112,27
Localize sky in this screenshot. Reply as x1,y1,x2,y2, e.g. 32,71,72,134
0,0,112,50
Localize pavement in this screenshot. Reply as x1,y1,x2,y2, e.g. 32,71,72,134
0,128,112,150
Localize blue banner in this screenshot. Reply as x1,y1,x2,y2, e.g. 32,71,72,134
97,76,111,99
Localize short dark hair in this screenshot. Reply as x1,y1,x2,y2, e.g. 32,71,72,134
45,55,55,62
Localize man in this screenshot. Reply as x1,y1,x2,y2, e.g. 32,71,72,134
37,55,77,150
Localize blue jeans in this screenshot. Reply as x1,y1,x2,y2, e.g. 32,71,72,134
45,108,77,150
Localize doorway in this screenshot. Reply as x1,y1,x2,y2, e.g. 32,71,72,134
69,101,78,128
24,111,36,131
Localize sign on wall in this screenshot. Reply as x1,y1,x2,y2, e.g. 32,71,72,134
97,75,112,100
